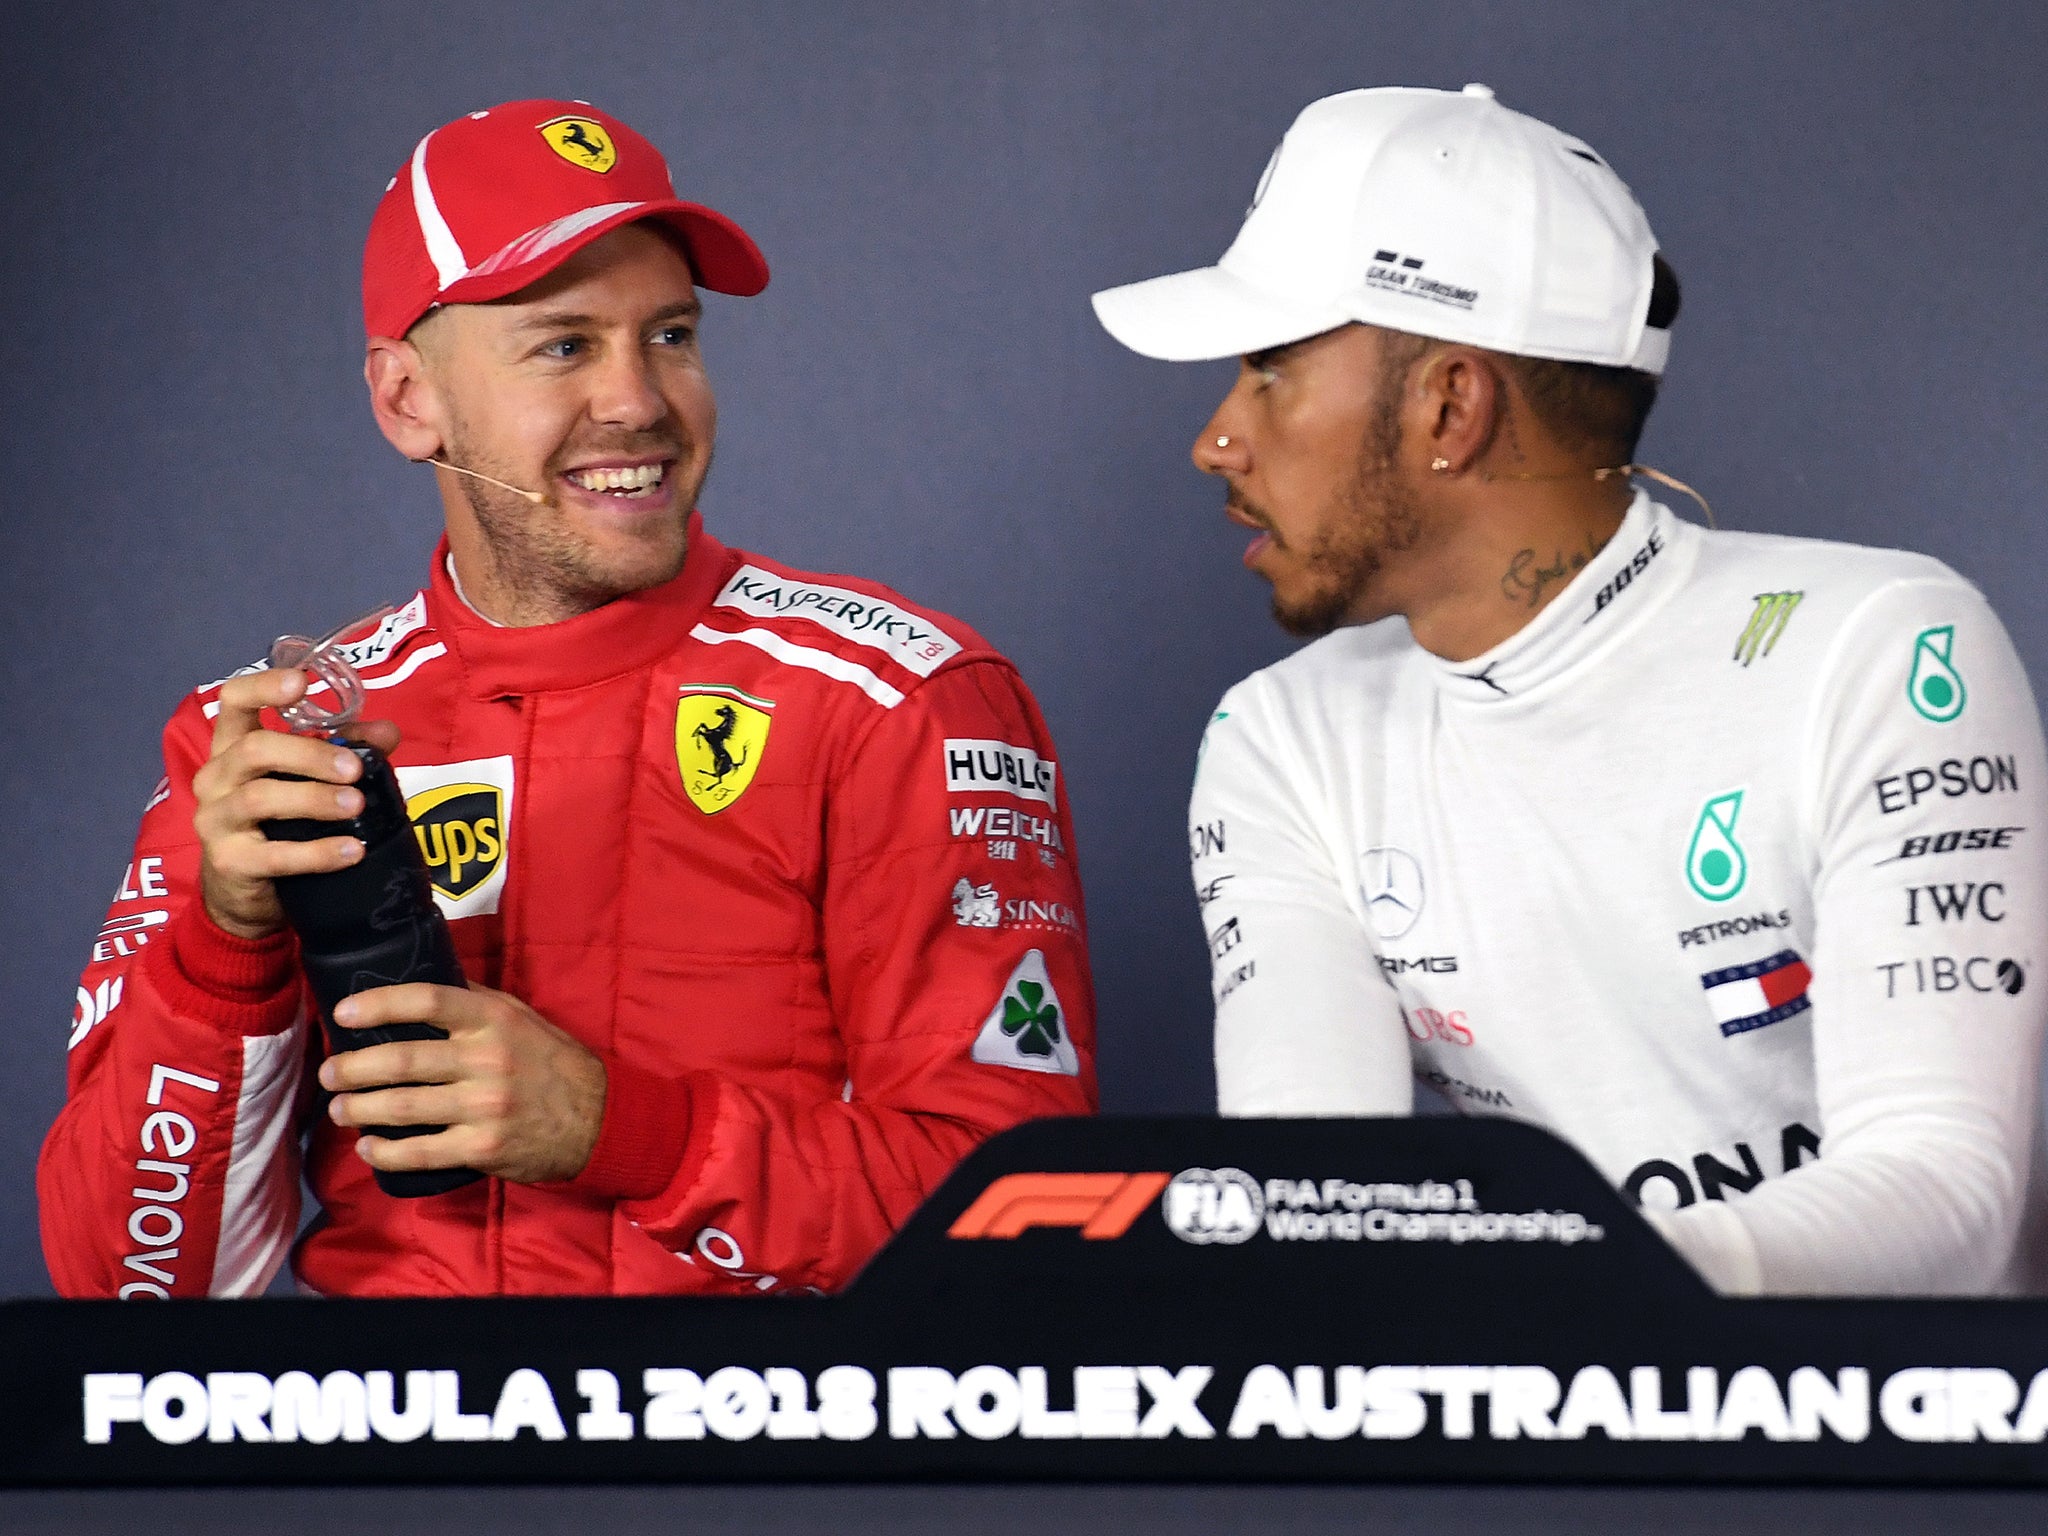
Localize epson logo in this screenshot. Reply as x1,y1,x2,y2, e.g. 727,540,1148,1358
1873,756,2019,815
945,739,1057,808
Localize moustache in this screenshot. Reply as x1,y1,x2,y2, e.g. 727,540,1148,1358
1225,493,1275,533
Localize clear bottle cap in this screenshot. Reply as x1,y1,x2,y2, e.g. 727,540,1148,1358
268,604,398,734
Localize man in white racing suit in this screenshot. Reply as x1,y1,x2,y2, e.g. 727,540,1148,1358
1091,84,2048,1295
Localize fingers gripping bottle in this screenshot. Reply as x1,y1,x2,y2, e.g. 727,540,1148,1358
259,609,482,1198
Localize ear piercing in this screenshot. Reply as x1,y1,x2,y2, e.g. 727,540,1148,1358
1431,457,1451,472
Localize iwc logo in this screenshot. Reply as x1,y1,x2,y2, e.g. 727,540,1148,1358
537,116,616,172
1358,846,1425,939
1161,1167,1264,1245
675,685,773,813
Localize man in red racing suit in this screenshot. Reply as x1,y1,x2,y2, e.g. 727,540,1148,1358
38,98,1096,1298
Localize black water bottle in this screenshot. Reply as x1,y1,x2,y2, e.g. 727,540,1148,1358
264,739,482,1198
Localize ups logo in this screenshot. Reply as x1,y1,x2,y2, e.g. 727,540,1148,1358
406,783,505,901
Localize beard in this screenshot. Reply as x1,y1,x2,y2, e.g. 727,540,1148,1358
444,414,707,619
1266,397,1420,639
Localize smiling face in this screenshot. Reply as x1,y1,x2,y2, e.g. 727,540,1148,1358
390,222,718,624
1192,324,1429,637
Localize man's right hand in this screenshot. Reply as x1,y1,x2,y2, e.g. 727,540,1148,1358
190,668,402,940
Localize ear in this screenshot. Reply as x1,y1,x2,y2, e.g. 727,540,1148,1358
364,336,446,462
1408,346,1506,476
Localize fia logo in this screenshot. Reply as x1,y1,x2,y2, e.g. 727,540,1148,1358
1686,790,1749,903
1908,626,1967,723
1161,1167,1264,1245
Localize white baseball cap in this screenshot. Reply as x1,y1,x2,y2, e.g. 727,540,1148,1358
1092,84,1670,374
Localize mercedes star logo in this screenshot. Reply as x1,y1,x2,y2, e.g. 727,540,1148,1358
1359,847,1425,939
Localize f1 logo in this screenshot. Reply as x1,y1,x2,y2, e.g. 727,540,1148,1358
947,1173,1171,1240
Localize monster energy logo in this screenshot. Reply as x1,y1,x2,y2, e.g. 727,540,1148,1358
1908,625,1967,723
1734,592,1802,666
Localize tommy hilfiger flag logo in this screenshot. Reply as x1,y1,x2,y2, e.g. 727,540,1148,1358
1701,950,1813,1038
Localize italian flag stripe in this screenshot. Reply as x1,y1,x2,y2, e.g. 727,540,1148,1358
678,684,774,710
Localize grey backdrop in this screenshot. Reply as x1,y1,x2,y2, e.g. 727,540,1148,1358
4,0,2047,1307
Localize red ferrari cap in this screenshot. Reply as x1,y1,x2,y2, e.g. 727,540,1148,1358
362,98,769,339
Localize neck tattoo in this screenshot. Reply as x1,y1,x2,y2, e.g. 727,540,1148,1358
1499,529,1608,611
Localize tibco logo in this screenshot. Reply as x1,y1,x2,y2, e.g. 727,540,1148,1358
1160,1167,1264,1245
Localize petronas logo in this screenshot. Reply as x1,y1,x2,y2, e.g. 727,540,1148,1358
1908,625,1967,723
1686,790,1748,903
1734,592,1802,666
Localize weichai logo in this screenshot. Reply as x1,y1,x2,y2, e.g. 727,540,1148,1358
406,783,505,900
947,1172,1170,1240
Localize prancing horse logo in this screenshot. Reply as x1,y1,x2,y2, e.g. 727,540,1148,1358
675,687,773,813
1359,847,1425,940
693,705,747,786
538,116,619,173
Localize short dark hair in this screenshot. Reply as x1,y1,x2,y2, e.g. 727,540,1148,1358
1500,254,1683,460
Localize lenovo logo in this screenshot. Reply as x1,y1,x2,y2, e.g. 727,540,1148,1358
947,1173,1170,1240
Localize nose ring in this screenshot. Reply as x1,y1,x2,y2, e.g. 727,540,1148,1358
1215,435,1230,449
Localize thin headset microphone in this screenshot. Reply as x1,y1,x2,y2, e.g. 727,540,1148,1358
425,457,552,506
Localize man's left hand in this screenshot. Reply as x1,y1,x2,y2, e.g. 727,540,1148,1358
318,984,607,1184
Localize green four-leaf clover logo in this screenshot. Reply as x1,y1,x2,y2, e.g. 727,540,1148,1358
1001,979,1063,1058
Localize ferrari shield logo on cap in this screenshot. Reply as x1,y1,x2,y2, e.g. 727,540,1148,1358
538,116,617,173
676,686,773,813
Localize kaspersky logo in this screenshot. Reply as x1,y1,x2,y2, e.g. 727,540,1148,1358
948,1173,1170,1240
1686,790,1749,903
1908,625,1967,723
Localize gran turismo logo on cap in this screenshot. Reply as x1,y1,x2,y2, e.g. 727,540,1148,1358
538,116,617,173
1908,625,1968,724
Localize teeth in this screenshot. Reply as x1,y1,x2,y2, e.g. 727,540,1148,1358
569,463,665,494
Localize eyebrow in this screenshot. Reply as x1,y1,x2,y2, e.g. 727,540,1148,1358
506,298,703,335
1245,340,1301,370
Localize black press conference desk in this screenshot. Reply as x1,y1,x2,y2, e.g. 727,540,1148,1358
5,1116,2047,1490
